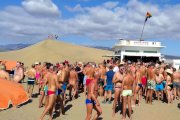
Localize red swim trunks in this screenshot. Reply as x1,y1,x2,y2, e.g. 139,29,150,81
86,79,93,86
47,90,55,96
141,76,147,86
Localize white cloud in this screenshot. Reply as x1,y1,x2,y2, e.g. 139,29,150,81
0,0,180,44
102,1,119,9
65,4,84,13
63,0,180,40
22,0,60,17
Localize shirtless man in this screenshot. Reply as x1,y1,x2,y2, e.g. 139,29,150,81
140,63,147,96
85,64,102,120
0,69,10,80
39,62,48,108
68,66,78,100
133,64,142,106
155,67,164,101
112,64,124,117
57,63,69,115
99,63,106,97
83,64,89,96
13,62,24,83
94,66,100,98
40,64,59,120
166,69,173,104
25,64,36,99
146,64,156,104
35,62,43,93
173,69,180,100
122,67,134,120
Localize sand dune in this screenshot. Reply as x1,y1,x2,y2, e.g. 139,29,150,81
0,39,113,66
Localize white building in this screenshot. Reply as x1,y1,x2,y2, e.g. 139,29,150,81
106,39,165,62
165,59,180,70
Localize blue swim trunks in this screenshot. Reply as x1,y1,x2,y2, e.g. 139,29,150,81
62,82,68,91
104,85,113,91
156,83,164,91
56,89,62,95
85,99,96,105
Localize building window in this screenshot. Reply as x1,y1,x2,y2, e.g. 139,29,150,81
125,50,139,53
144,51,157,53
118,50,121,53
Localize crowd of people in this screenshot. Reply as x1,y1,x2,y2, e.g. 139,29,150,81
0,59,180,120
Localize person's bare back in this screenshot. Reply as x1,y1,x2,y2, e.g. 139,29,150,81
45,72,57,91
25,68,36,79
14,67,23,83
69,69,78,86
99,64,106,80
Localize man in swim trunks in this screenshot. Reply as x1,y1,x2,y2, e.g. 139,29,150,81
102,65,115,104
173,69,180,100
99,63,106,97
75,62,84,90
140,63,147,96
146,63,156,104
35,62,42,92
25,64,36,99
83,63,89,96
39,62,48,108
85,64,102,120
68,65,78,100
128,61,136,100
122,66,134,120
166,69,173,104
13,62,24,83
112,64,124,117
57,63,69,115
155,66,164,101
133,64,142,106
40,63,59,120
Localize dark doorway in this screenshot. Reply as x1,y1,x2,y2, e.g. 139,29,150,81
124,56,141,62
124,56,159,62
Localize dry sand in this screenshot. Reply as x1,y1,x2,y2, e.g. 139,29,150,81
0,39,113,66
0,40,180,119
0,82,180,120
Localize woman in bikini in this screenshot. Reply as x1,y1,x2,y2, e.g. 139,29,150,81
112,64,124,117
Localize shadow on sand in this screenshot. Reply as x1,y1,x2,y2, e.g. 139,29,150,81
53,104,73,119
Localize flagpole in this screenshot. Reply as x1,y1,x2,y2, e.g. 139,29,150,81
140,20,146,41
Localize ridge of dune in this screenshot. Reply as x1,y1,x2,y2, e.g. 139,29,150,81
0,39,113,66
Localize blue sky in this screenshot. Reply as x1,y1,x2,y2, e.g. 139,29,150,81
0,0,180,56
